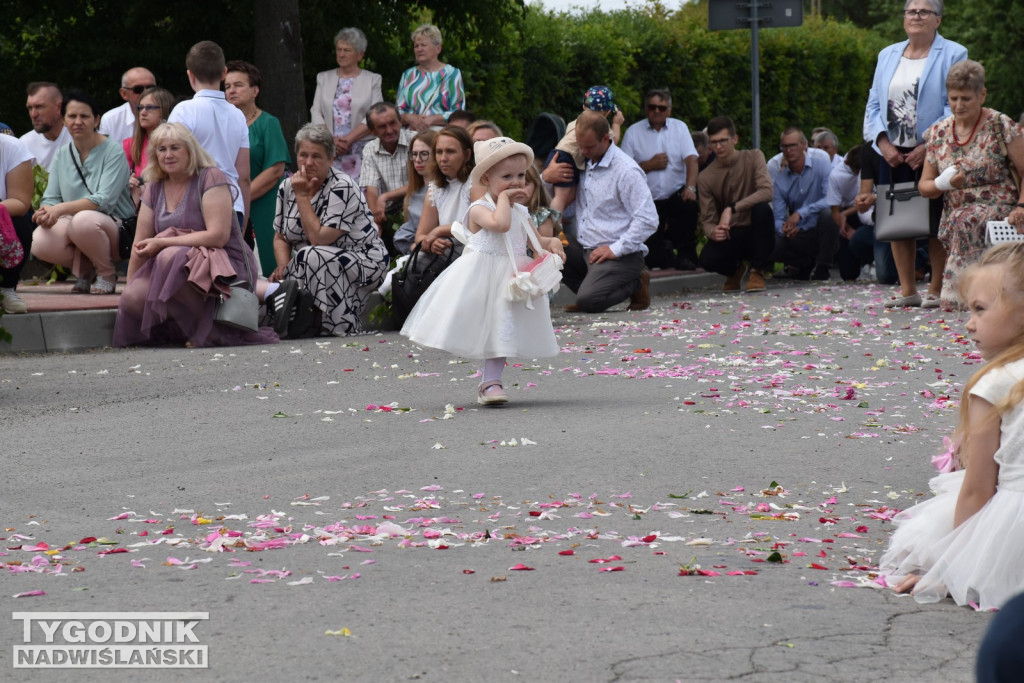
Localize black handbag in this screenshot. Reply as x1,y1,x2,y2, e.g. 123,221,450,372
391,242,455,324
117,215,138,260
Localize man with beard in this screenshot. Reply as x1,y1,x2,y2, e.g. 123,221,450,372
20,82,71,172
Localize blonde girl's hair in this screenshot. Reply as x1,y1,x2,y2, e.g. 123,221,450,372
403,129,437,224
524,165,550,214
953,242,1024,466
129,87,176,172
143,122,217,183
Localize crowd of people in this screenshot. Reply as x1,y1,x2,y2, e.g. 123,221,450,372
1,5,1023,331
3,2,1024,624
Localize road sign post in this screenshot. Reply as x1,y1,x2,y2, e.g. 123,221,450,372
709,1,803,149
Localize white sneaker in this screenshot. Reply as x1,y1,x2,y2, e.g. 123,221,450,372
1,288,27,314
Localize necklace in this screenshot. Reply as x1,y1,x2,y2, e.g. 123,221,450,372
244,107,261,124
953,110,984,147
164,180,188,210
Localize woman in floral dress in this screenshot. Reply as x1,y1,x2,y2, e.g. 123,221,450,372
920,60,1024,308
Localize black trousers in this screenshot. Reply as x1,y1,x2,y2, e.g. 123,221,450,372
644,192,698,268
698,201,775,275
770,207,840,271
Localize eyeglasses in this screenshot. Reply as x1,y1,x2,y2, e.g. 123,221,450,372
780,143,801,151
136,104,162,112
708,137,732,148
903,9,937,18
125,84,156,95
646,104,668,112
410,151,431,160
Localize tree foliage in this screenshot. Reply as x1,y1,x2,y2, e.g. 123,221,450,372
0,0,1016,165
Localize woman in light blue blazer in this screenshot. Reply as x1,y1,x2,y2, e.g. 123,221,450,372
310,27,384,180
862,0,966,308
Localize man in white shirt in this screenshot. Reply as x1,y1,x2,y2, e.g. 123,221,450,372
563,111,658,313
20,82,71,172
813,129,844,170
620,89,700,271
98,67,157,146
169,42,250,224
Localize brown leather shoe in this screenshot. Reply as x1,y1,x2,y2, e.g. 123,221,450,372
744,268,766,293
723,264,745,292
564,304,582,313
627,269,651,311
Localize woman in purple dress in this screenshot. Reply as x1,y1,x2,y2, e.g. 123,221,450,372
113,123,281,347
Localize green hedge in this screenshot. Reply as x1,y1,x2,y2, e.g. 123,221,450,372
458,7,888,157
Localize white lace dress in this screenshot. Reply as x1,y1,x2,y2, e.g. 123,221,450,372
879,358,1024,610
400,196,559,360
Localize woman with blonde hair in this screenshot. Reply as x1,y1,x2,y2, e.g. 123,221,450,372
113,122,282,347
396,24,465,132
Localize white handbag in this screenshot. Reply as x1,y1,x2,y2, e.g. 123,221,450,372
503,212,562,309
985,220,1024,245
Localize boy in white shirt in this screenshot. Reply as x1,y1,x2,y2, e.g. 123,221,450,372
168,41,251,226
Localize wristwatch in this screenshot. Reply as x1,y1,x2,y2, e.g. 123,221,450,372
685,185,697,194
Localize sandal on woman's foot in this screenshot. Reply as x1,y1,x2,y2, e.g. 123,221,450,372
883,292,922,308
477,380,508,406
90,275,116,295
265,280,299,336
71,276,93,294
921,293,941,309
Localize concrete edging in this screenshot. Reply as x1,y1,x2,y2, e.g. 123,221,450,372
1,272,722,354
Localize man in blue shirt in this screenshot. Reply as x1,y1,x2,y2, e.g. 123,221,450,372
771,127,839,280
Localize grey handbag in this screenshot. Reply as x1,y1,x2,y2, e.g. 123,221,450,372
213,224,260,332
874,180,931,242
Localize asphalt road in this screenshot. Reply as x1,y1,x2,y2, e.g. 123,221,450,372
0,279,990,682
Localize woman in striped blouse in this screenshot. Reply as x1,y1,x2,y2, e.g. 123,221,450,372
396,24,465,133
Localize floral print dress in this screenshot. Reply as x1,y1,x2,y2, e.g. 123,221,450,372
926,111,1022,305
332,77,368,180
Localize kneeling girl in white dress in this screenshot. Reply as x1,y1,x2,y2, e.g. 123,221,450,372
879,242,1024,610
401,137,566,405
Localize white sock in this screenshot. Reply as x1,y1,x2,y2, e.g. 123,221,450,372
265,282,280,299
482,357,506,384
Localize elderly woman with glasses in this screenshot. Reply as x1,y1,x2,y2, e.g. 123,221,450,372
863,0,967,308
917,60,1024,309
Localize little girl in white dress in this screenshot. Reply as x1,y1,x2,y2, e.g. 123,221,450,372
401,138,565,405
879,242,1024,610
